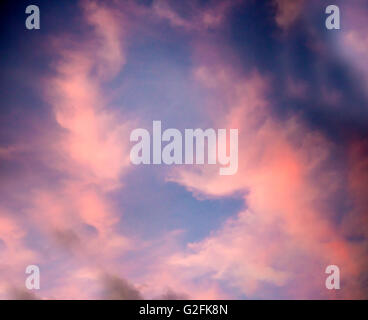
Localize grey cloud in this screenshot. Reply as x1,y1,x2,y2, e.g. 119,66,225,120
157,288,189,300
101,274,143,300
9,287,39,300
53,229,81,251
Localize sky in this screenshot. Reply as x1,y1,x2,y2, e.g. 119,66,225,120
0,0,368,299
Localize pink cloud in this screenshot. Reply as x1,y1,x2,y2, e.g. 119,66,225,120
274,0,305,30
0,212,39,299
1,0,367,300
0,0,135,299
165,53,367,298
338,1,368,92
153,0,241,31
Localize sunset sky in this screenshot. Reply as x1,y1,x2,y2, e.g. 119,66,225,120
0,0,368,299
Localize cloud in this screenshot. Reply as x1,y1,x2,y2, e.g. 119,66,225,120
0,214,39,299
52,229,82,252
101,274,143,300
152,0,240,31
8,288,39,300
338,2,368,92
343,140,368,239
157,288,189,300
165,48,368,298
0,0,134,299
274,0,305,30
1,0,367,300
